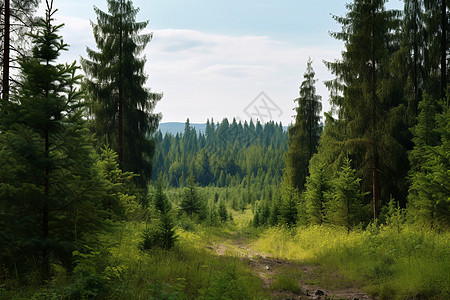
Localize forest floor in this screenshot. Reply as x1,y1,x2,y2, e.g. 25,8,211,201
204,228,375,300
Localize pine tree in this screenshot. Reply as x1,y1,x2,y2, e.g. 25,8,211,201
325,0,405,219
285,58,322,191
82,0,161,187
153,179,171,213
403,0,426,121
97,146,139,219
305,159,330,225
0,1,104,279
422,0,449,101
180,174,203,219
279,180,300,227
325,158,365,232
218,199,228,223
407,94,450,230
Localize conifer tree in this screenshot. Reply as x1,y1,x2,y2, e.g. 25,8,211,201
325,158,365,232
218,199,228,223
407,94,450,230
0,1,104,279
305,160,330,225
82,0,161,187
325,0,405,219
279,180,300,227
285,58,322,191
180,174,203,219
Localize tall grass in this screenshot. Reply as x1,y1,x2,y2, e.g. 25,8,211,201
255,224,450,299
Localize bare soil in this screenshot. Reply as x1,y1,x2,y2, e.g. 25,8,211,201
207,238,376,300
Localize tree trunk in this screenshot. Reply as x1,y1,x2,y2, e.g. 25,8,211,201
413,1,419,116
2,0,10,101
371,3,379,220
118,0,124,169
441,0,447,101
43,129,50,279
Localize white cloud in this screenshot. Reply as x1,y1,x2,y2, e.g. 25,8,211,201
146,29,340,125
48,16,341,125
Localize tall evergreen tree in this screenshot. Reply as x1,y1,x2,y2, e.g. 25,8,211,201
0,1,104,279
82,0,161,187
325,0,405,219
285,58,322,191
403,0,426,121
422,0,449,101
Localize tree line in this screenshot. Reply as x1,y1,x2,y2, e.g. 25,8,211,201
152,118,287,188
256,0,449,231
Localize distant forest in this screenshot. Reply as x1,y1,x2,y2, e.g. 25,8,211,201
152,118,288,187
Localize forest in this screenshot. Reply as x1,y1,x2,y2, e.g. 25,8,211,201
0,0,449,299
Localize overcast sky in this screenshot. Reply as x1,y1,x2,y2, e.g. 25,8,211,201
40,0,404,125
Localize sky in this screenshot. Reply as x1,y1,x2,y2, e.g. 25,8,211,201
39,0,404,125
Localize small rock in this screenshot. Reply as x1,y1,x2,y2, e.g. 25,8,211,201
265,265,270,270
315,290,325,296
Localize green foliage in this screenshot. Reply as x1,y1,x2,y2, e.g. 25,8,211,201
325,158,366,231
152,179,171,213
305,158,330,225
0,2,105,280
97,146,140,220
217,200,228,223
381,196,406,233
325,0,409,219
142,181,177,250
271,274,302,295
179,174,205,220
279,181,300,227
153,118,287,188
285,58,322,191
81,0,161,187
408,95,450,230
140,217,177,251
255,225,450,299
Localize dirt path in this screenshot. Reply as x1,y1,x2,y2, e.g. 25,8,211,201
208,239,376,300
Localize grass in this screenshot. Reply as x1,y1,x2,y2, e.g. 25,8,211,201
254,224,450,299
0,207,270,299
271,274,302,295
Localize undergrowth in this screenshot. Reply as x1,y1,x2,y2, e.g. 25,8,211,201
255,224,450,299
0,215,268,299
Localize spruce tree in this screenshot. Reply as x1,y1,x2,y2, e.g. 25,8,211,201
325,0,405,219
180,174,203,219
82,0,161,187
325,158,365,232
305,159,330,225
279,180,300,227
0,1,104,279
285,58,322,191
407,94,450,230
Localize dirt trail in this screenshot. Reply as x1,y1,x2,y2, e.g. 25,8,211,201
208,239,376,300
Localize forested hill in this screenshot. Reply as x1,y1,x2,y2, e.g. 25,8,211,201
152,118,288,187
